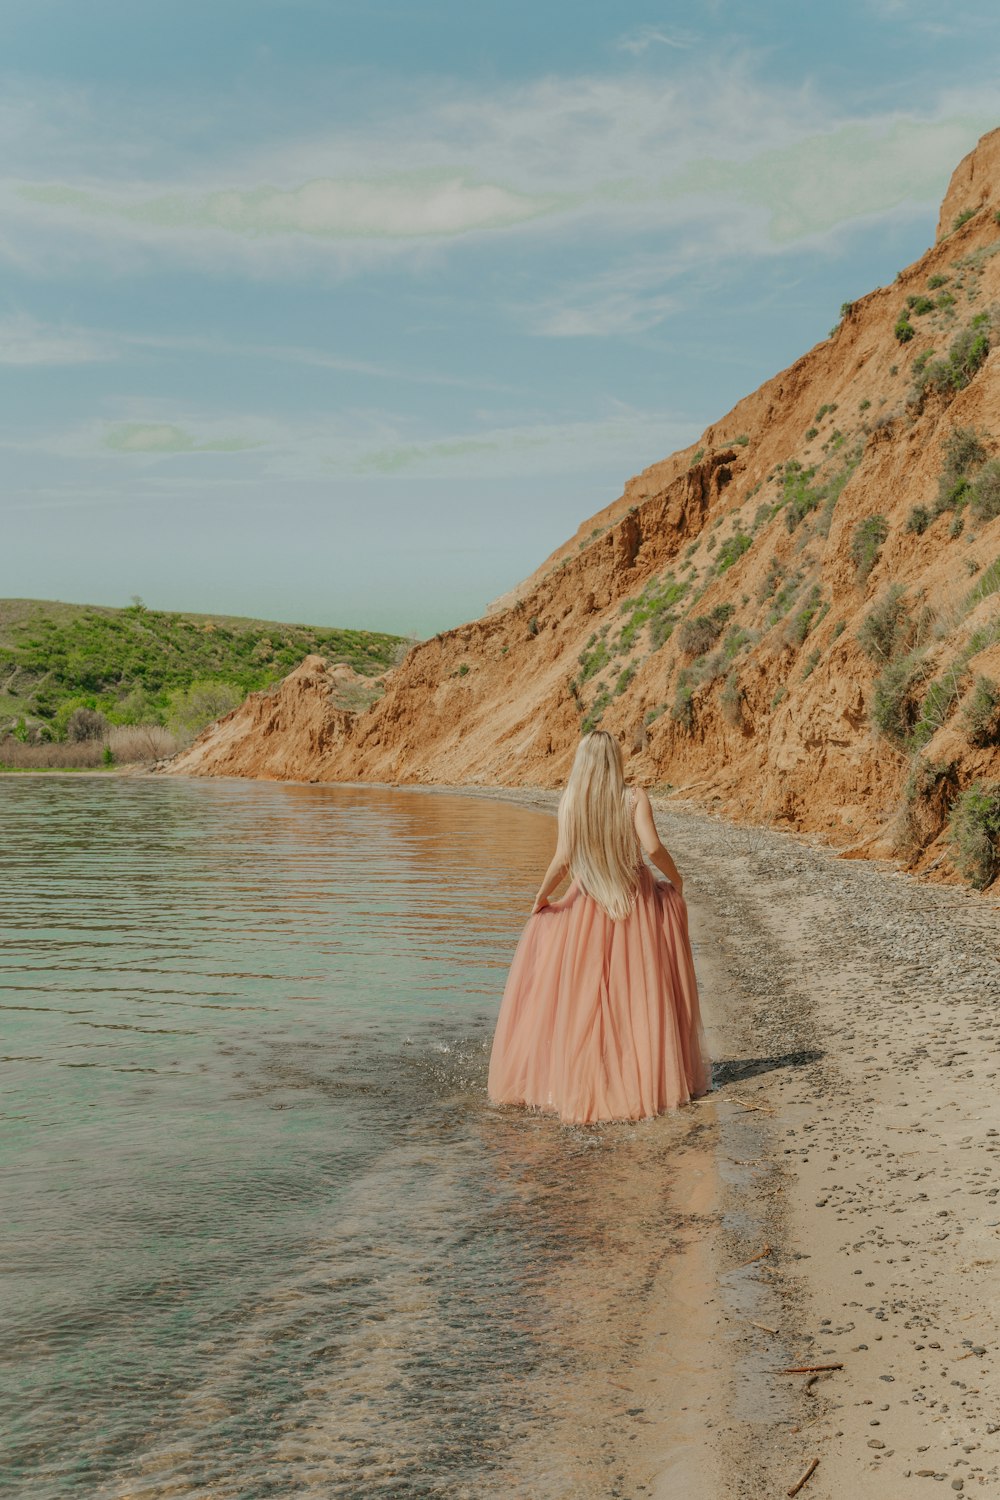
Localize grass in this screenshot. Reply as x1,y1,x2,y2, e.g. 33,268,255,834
0,598,401,742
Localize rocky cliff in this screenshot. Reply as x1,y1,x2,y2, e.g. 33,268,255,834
169,129,1000,880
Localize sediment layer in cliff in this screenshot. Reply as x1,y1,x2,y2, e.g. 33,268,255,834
170,129,1000,879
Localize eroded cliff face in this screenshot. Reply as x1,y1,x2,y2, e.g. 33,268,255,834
170,130,1000,874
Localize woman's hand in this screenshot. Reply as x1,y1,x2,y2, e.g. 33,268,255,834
530,894,550,915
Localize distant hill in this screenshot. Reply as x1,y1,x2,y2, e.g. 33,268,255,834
0,598,402,740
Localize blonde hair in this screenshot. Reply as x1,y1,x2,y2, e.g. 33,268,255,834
558,730,639,920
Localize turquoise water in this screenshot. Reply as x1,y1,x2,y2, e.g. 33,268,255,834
1,778,709,1499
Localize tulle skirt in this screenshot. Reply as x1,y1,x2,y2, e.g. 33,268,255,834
488,865,710,1125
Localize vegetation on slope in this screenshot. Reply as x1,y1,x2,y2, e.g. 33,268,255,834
0,598,402,748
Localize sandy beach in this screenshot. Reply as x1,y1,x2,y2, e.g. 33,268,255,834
450,785,1000,1497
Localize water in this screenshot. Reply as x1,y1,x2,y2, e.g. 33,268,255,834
1,778,718,1499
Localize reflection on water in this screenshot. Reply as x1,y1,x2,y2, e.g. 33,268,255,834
1,779,716,1499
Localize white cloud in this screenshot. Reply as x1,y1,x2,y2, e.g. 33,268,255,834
0,313,113,365
616,26,696,54
349,406,697,480
0,62,995,278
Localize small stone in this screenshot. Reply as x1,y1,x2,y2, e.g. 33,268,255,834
868,1439,886,1449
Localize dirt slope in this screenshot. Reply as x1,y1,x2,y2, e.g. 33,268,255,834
170,129,1000,877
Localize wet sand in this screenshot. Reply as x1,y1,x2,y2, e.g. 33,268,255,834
446,785,1000,1498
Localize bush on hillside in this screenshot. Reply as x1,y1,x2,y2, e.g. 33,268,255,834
870,652,927,747
947,781,1000,888
963,675,1000,746
850,514,889,584
857,584,911,662
892,758,959,856
913,316,992,403
166,679,243,739
676,603,734,658
65,707,109,742
969,459,1000,523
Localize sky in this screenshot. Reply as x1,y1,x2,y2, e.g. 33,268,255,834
2,1,1000,635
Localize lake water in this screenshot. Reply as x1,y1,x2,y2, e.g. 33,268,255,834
1,777,719,1500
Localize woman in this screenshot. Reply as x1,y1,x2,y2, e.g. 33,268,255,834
488,730,710,1124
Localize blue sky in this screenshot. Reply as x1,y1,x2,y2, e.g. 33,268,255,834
3,1,999,634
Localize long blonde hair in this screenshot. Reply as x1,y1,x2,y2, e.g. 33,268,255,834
558,731,638,920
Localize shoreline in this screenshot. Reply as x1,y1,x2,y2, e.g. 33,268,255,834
13,770,1000,1493
446,783,1000,1496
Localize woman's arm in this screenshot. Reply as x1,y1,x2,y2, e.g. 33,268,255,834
531,846,569,914
632,785,684,894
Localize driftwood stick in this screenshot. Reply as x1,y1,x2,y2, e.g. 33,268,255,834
781,1362,843,1374
749,1320,779,1335
787,1456,819,1496
731,1243,772,1271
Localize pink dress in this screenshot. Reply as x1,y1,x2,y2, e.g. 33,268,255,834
488,804,710,1125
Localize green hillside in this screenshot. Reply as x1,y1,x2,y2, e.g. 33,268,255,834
0,598,402,741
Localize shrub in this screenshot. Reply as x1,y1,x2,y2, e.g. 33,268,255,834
578,640,610,681
715,532,752,572
787,585,823,645
677,616,718,657
952,207,977,231
581,688,611,734
782,461,822,530
859,398,871,411
947,782,1000,888
801,648,821,679
676,604,733,657
963,675,1000,746
805,427,819,441
893,758,959,856
65,706,110,742
969,459,1000,522
935,426,986,514
720,670,743,726
871,652,927,746
911,666,968,749
689,448,705,466
928,274,949,289
965,554,1000,610
857,584,910,662
850,514,889,583
0,737,106,769
106,725,178,762
907,295,935,315
906,505,932,535
894,315,915,343
670,671,695,729
615,664,636,697
916,318,992,402
166,679,243,738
